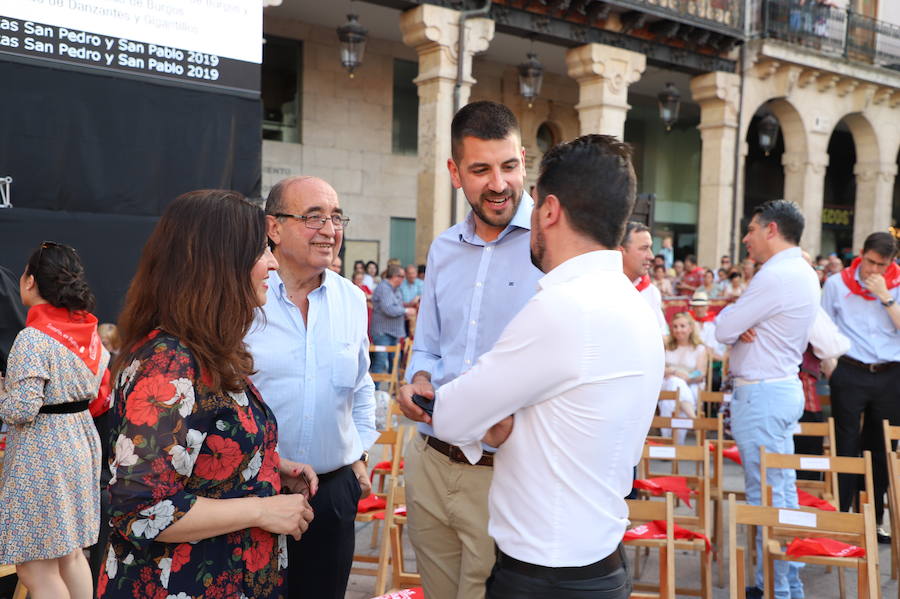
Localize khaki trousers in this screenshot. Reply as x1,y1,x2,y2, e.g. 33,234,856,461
406,433,495,599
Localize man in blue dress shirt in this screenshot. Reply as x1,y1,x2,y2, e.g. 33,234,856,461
245,175,377,599
822,231,900,540
397,101,543,599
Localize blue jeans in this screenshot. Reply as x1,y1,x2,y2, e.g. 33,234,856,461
371,333,397,375
730,378,805,599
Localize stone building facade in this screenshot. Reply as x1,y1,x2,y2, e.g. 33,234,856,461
261,0,900,270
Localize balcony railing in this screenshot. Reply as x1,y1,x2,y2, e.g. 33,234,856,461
762,0,900,71
611,0,744,35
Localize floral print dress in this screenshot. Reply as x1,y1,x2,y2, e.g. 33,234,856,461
99,331,286,599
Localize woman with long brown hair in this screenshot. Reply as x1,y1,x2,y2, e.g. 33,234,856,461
99,190,315,599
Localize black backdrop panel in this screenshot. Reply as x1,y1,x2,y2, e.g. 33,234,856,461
0,60,261,215
0,208,158,323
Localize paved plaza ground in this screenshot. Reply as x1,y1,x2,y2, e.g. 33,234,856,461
346,433,898,599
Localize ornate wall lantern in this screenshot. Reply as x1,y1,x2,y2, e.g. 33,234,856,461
758,113,781,156
337,14,368,78
518,52,544,109
657,82,681,131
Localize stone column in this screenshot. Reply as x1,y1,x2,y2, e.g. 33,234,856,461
690,71,741,269
853,161,897,250
565,44,646,138
782,146,830,256
400,5,494,263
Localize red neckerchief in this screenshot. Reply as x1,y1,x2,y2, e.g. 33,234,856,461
840,257,900,301
26,304,111,416
689,309,715,323
634,274,651,292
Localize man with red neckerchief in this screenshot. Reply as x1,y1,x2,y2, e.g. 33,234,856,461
822,231,900,543
619,221,667,335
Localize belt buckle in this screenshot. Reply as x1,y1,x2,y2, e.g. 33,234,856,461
449,445,464,463
869,363,878,374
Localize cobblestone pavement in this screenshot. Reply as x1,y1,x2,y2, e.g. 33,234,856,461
346,453,898,599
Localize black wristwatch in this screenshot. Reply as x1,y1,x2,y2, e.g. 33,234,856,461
359,451,369,465
882,298,896,308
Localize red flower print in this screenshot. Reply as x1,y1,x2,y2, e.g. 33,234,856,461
132,566,167,599
126,375,174,426
193,435,243,480
236,405,258,435
244,527,275,573
256,449,282,492
97,570,108,597
171,543,192,573
205,570,243,599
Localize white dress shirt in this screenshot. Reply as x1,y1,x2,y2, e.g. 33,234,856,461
715,247,819,380
432,250,664,567
637,277,668,335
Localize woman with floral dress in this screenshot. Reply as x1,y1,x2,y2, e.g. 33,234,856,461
100,190,316,599
0,241,108,598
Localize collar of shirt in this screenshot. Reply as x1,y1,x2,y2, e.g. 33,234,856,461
272,268,339,304
760,246,802,271
537,250,623,291
459,192,533,246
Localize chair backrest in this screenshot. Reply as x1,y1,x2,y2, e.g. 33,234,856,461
759,449,873,509
625,493,676,599
728,494,880,599
397,337,414,385
883,419,900,458
369,343,403,394
793,417,837,452
371,429,403,478
658,389,680,402
639,443,711,535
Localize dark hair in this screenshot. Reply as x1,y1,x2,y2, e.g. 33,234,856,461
366,260,378,271
862,231,898,258
685,254,697,266
728,271,742,280
385,264,404,278
751,199,804,245
417,264,426,275
25,242,96,313
622,221,651,246
451,101,521,162
536,135,636,248
115,190,268,393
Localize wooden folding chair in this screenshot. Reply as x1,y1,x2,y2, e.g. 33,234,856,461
370,425,410,503
883,419,900,583
0,564,27,599
755,448,874,599
386,480,422,592
624,492,676,599
791,418,838,495
397,337,414,385
352,429,404,594
633,443,713,599
728,494,881,599
369,342,403,396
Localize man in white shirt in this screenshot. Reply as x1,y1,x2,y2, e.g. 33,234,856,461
430,134,664,598
620,220,667,335
715,200,819,599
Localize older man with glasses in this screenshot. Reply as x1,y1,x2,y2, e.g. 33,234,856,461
244,176,377,599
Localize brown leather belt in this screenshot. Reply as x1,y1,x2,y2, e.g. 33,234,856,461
839,355,899,374
421,433,494,467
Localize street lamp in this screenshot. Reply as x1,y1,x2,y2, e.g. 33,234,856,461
518,52,544,108
657,82,680,131
337,13,368,78
758,113,780,156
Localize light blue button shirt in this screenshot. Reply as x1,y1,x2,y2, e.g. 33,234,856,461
245,269,377,474
822,267,900,363
409,195,543,442
715,247,820,380
399,278,424,304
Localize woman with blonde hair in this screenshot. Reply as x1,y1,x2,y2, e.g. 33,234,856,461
658,311,708,444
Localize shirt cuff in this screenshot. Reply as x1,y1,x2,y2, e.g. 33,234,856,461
459,441,484,465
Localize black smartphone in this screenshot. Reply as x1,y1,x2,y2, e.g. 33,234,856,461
411,393,435,417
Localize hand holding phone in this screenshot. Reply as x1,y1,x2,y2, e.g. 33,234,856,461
411,393,435,417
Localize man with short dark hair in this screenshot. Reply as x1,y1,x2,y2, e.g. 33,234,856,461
432,134,663,598
678,254,704,295
715,200,819,599
619,221,666,334
822,231,900,540
396,101,542,599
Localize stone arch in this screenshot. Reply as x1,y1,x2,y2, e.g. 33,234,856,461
741,96,808,158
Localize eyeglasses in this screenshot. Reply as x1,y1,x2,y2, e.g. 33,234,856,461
37,240,62,262
274,213,350,230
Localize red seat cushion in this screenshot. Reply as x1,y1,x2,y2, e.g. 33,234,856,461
633,476,695,507
369,586,425,599
373,506,407,520
357,495,387,513
797,489,836,511
623,520,711,552
786,537,865,558
373,459,404,472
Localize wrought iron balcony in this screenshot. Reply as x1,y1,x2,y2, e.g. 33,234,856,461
761,0,900,71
